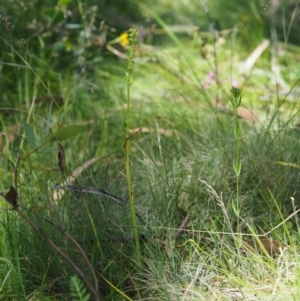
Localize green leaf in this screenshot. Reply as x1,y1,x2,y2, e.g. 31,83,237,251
233,159,242,176
23,123,37,149
38,147,56,153
233,119,240,137
55,125,86,141
69,275,90,301
237,95,242,107
231,199,240,216
28,205,48,212
58,0,71,5
53,41,65,51
45,101,52,137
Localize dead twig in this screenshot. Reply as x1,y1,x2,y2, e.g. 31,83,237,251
52,184,146,225
172,214,191,241
239,39,270,75
52,184,127,206
157,214,191,247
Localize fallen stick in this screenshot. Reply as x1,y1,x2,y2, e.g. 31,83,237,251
52,184,127,206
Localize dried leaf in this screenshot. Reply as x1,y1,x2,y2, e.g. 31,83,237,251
35,95,64,106
5,186,18,209
0,124,19,153
237,107,259,122
57,142,66,173
141,158,164,166
28,205,48,212
242,238,285,256
129,127,174,137
211,99,259,123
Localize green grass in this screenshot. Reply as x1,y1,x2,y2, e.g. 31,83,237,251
1,0,300,300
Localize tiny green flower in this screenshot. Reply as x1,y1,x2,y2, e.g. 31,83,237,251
230,86,242,108
126,28,138,76
231,86,242,99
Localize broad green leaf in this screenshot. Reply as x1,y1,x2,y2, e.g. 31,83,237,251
55,125,86,141
23,123,37,149
58,0,71,5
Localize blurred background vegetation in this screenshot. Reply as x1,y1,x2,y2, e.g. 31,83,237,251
1,0,299,110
